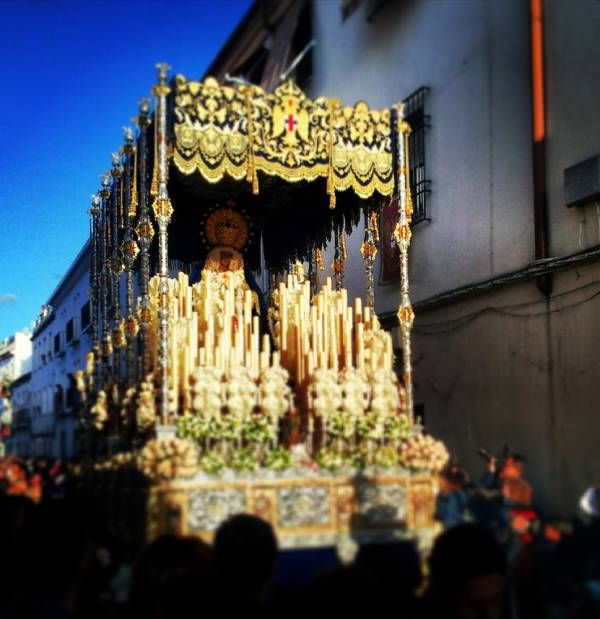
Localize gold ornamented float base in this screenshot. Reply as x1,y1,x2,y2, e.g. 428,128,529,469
147,470,437,550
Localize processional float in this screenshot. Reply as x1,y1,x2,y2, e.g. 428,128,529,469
79,64,448,549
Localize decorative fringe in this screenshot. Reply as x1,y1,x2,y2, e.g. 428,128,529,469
403,131,413,223
327,99,337,209
245,89,260,196
341,231,348,261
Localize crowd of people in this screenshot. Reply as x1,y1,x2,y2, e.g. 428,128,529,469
0,453,598,618
0,457,67,503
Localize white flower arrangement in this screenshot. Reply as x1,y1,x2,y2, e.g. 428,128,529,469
226,367,257,421
259,366,290,421
398,433,449,473
138,437,199,480
309,369,342,419
190,367,224,419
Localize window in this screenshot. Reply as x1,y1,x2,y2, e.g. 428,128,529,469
53,385,64,415
404,87,431,224
81,301,90,330
66,318,74,343
54,333,61,354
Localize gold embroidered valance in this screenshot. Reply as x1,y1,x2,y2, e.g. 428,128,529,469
171,76,394,203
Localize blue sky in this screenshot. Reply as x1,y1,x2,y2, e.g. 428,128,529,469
0,0,252,340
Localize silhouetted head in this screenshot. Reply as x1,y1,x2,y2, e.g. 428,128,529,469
429,524,507,619
130,534,212,619
214,514,278,600
355,540,421,598
501,454,525,479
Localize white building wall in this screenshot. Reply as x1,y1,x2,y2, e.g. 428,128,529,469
309,0,534,310
306,0,600,513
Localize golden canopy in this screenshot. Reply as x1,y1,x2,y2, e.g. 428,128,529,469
171,76,395,204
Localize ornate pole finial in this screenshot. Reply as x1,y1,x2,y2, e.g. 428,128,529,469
155,62,171,84
89,193,101,215
138,97,151,116
123,126,135,147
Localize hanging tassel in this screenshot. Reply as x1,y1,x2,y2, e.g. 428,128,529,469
315,247,325,271
327,99,337,209
130,146,139,218
329,190,336,210
331,227,345,290
340,230,348,261
245,88,260,195
370,211,380,243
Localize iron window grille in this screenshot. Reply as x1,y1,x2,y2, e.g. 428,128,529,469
403,87,431,224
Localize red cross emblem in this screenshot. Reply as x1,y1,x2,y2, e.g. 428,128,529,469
286,114,297,132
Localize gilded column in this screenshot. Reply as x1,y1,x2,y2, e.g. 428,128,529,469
152,63,174,424
110,154,124,384
135,98,154,379
89,194,101,388
121,127,140,388
393,105,415,419
99,173,112,390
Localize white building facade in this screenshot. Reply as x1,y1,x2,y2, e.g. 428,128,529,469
0,330,32,456
29,243,91,459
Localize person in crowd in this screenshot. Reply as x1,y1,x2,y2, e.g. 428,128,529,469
0,458,8,493
354,540,421,615
303,564,386,615
420,523,513,619
6,459,28,496
435,465,472,529
213,513,278,613
129,534,213,619
579,478,600,522
12,497,96,618
0,492,34,616
482,452,526,492
502,477,537,545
